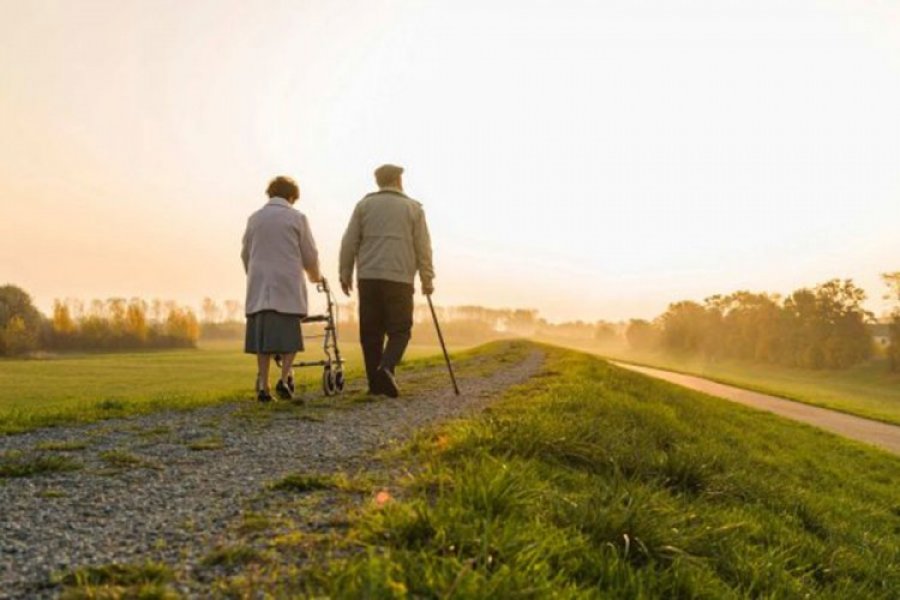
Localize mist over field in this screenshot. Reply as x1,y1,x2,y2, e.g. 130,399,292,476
1,2,899,598
2,1,899,323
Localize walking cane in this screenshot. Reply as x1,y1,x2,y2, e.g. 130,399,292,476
426,294,460,396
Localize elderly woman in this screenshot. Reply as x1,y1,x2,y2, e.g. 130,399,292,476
242,176,322,402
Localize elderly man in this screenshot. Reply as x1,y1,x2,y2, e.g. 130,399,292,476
339,164,435,397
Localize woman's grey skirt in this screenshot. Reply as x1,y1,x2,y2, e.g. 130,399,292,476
244,311,304,354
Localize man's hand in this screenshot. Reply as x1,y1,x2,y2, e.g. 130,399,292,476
341,280,353,297
422,282,435,296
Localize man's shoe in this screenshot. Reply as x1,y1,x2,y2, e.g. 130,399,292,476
377,368,400,398
257,389,273,403
275,379,293,401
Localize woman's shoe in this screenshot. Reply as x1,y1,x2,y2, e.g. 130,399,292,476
275,379,293,401
258,389,273,403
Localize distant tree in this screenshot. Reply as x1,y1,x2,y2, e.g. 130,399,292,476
594,322,617,343
506,309,539,334
706,292,782,362
45,295,198,352
49,300,78,350
124,299,149,343
0,285,43,355
809,279,872,369
883,272,900,371
164,308,200,346
107,298,127,334
659,301,721,356
625,319,660,351
201,297,221,323
150,298,165,323
223,299,243,322
778,281,863,369
3,316,38,355
52,300,76,334
644,279,873,370
884,272,900,303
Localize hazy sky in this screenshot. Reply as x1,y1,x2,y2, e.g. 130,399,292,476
1,0,898,321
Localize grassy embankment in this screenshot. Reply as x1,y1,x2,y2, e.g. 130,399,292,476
545,339,900,426
0,340,442,434
317,346,898,598
60,342,898,598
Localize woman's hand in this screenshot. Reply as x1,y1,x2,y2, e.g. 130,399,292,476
306,267,324,284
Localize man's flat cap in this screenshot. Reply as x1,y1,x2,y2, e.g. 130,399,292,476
375,164,404,184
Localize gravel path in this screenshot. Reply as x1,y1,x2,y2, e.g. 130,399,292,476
0,348,543,598
612,361,900,455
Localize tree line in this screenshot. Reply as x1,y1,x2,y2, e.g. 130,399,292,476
5,274,895,368
884,272,900,371
626,277,898,371
0,285,200,356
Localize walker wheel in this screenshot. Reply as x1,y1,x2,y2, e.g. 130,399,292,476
334,369,345,393
322,367,337,396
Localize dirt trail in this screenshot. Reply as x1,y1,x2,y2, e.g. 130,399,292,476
612,362,900,455
0,347,544,599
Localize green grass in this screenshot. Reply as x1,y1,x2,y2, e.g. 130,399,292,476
57,561,177,599
0,451,81,478
271,473,340,493
237,511,275,534
0,340,444,434
201,544,266,568
590,344,900,425
186,435,224,451
99,449,153,470
303,345,899,598
35,439,91,452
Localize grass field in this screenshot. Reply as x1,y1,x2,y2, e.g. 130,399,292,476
313,345,899,597
0,340,443,434
74,342,897,598
547,340,900,426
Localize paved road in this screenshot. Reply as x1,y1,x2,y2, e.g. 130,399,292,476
611,362,900,456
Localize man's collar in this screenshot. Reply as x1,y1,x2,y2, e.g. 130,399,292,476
366,187,408,199
267,197,293,208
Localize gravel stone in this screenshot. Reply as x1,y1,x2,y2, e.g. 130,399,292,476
0,349,543,598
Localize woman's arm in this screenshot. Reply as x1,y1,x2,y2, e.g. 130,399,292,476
298,214,322,283
241,220,252,274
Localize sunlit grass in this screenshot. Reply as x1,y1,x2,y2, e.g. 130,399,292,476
0,341,445,434
57,561,177,599
186,435,224,451
176,343,899,597
588,343,900,425
0,450,81,478
310,345,899,598
542,338,900,425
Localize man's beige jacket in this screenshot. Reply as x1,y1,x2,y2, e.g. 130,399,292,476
242,197,319,316
339,189,434,289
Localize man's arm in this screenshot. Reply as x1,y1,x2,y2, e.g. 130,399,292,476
414,205,435,295
298,214,322,283
338,203,363,296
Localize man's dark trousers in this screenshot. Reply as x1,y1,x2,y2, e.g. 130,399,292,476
358,278,414,391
